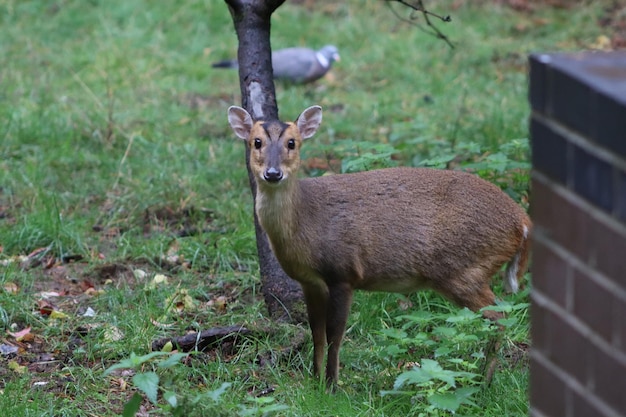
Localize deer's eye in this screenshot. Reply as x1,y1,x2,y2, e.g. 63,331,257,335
287,139,296,150
253,138,262,149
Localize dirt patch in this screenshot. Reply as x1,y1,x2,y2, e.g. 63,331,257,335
141,205,214,238
599,1,626,49
502,341,530,369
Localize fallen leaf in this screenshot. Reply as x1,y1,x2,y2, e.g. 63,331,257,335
80,279,95,292
104,325,124,342
166,289,195,312
82,307,97,317
27,247,49,258
150,318,175,329
38,291,61,299
133,269,147,280
146,274,168,290
84,287,104,296
8,360,27,374
118,377,127,391
589,35,612,51
207,295,228,312
7,327,31,341
0,255,28,266
3,282,19,294
0,344,19,355
37,300,56,316
50,310,69,320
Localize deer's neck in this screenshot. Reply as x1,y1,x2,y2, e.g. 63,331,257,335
255,178,301,248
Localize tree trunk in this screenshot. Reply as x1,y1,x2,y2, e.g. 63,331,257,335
224,0,306,323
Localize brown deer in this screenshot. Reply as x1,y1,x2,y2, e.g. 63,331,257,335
227,105,531,386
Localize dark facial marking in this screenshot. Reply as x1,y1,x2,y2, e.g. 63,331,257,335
261,120,290,142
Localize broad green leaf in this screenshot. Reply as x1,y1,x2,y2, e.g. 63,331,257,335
259,404,289,414
432,326,457,338
434,346,452,358
380,328,408,340
428,392,463,412
104,352,170,376
486,152,509,172
416,154,457,168
380,389,415,397
163,391,178,408
385,344,407,356
397,311,432,324
205,382,232,402
158,352,189,368
497,317,519,327
445,308,480,323
455,333,480,343
420,359,457,387
122,393,143,417
393,367,433,390
133,372,159,404
455,386,480,402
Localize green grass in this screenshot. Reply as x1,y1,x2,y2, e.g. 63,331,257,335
0,0,611,415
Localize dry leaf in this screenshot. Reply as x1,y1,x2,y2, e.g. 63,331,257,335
7,327,31,341
8,360,27,374
104,325,124,342
166,289,195,312
147,274,168,290
3,282,19,294
50,310,69,320
208,295,228,312
133,269,147,280
80,279,95,292
37,300,56,316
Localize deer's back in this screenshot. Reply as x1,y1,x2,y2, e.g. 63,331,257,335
281,167,528,292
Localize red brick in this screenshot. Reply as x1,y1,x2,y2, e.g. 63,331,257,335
549,314,594,386
532,238,571,308
571,389,610,417
589,217,626,286
572,145,614,214
615,298,626,355
531,117,568,185
531,301,552,355
530,355,567,417
572,268,614,343
592,349,626,413
531,179,593,262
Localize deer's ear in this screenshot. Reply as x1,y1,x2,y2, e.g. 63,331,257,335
228,106,253,140
295,106,322,139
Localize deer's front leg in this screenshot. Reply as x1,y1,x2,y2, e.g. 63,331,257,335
302,282,329,378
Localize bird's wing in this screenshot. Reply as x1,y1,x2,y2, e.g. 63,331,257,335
271,48,320,83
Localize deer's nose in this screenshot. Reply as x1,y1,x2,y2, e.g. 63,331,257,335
264,167,283,183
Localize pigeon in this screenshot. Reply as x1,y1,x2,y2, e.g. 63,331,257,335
212,45,340,84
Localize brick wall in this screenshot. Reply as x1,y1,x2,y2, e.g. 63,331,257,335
530,51,626,417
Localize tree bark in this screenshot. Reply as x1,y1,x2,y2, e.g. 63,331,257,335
224,0,306,323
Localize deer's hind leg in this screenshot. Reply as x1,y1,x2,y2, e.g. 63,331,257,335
324,282,353,386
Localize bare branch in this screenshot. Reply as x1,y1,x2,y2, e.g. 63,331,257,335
385,0,454,49
151,325,252,352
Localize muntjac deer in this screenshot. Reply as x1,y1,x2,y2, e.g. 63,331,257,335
227,105,531,386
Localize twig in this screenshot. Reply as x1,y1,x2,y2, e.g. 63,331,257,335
151,325,252,352
385,0,454,49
